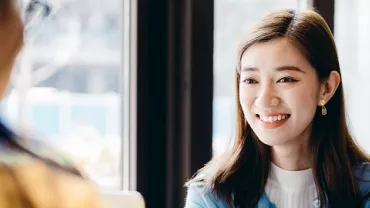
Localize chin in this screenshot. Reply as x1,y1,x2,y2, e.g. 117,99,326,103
254,133,292,147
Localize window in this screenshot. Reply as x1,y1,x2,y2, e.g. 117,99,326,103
2,0,130,191
212,0,309,156
335,0,370,152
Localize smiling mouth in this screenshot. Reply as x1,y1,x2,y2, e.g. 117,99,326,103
256,114,291,123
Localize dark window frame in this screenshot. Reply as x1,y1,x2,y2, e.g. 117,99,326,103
135,0,214,207
312,0,335,33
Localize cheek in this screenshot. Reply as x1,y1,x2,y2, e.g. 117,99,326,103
287,85,319,118
239,86,255,116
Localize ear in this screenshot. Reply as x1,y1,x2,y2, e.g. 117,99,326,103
318,70,341,106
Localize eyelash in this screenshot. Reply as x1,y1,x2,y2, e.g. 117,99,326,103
277,77,298,83
243,79,258,84
242,77,298,84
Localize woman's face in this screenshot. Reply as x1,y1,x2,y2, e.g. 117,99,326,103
239,38,321,147
0,2,23,100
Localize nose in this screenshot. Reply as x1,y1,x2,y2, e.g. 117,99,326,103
255,83,280,109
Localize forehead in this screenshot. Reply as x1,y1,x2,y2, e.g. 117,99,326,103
240,38,314,73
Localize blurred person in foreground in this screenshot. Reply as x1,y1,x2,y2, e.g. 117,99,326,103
0,0,106,207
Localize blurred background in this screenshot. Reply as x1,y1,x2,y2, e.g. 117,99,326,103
1,0,369,207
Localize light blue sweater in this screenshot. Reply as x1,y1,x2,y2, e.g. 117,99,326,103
185,163,370,208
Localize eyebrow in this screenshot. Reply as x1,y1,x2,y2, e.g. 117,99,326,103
241,66,306,74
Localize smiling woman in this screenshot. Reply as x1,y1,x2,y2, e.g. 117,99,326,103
185,9,370,208
239,37,340,150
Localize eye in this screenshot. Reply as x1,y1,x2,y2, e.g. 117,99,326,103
277,77,298,83
242,78,258,84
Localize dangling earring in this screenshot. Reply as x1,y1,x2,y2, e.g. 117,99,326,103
319,100,327,115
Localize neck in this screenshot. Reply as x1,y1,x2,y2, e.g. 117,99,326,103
271,139,311,171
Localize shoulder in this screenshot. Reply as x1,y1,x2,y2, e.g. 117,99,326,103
54,167,106,208
353,162,370,195
185,183,229,208
10,161,106,208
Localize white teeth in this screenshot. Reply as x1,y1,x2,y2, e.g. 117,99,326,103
259,114,289,123
269,117,273,122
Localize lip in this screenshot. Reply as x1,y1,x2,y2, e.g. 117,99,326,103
255,113,290,129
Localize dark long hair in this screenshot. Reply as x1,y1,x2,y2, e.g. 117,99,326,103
186,9,370,207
